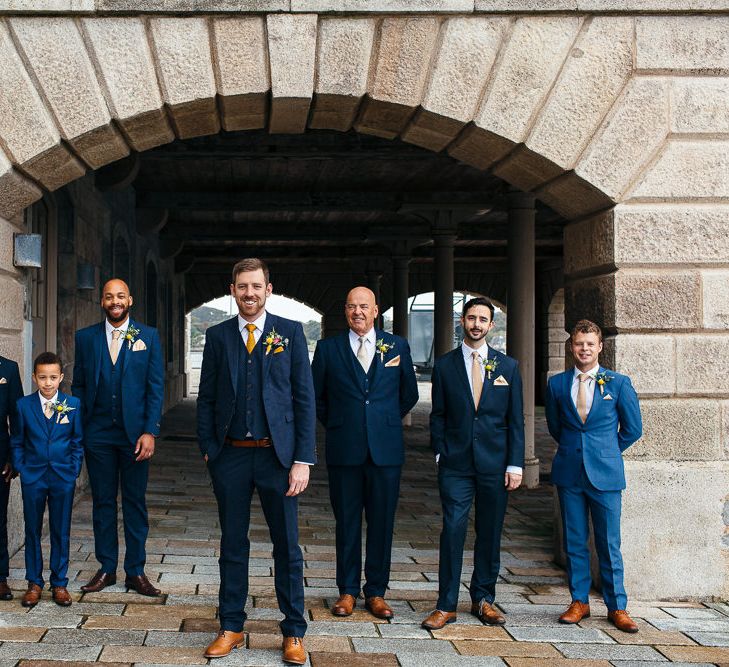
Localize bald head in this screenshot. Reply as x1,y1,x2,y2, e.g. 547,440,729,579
345,286,378,335
101,278,133,325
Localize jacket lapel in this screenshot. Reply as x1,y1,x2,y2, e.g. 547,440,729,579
452,348,474,409
261,312,273,381
368,330,387,390
562,370,583,425
584,366,604,423
95,322,106,388
121,320,134,378
225,317,241,394
31,393,50,434
336,332,363,391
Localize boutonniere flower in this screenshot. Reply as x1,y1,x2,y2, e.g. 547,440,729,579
375,338,394,363
264,327,289,355
595,370,612,395
483,356,499,380
124,324,141,349
50,398,76,424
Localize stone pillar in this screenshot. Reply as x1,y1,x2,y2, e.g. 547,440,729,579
392,256,410,338
507,190,539,489
433,229,456,360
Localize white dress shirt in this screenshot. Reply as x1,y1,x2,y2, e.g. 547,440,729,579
105,318,129,351
570,363,599,414
349,327,376,369
39,390,59,417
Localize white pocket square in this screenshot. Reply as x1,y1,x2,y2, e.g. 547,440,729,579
132,339,147,352
385,355,401,367
0,377,6,384
493,375,509,386
603,394,613,400
59,415,70,424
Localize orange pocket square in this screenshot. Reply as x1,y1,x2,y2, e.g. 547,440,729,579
385,355,401,367
274,347,284,354
132,339,147,352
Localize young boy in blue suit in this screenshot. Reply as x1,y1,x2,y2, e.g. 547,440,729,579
11,352,83,608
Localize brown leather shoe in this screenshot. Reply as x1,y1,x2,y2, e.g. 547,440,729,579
21,583,42,608
608,609,639,633
282,637,306,665
0,581,13,600
365,596,394,619
124,574,161,597
421,609,457,630
51,586,72,606
81,570,117,593
471,599,505,625
559,600,591,624
204,630,245,658
332,593,356,617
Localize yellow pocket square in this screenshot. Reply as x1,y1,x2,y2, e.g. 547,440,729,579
385,355,401,367
274,346,284,354
0,377,6,384
493,375,509,386
132,339,147,352
603,394,613,400
59,415,70,424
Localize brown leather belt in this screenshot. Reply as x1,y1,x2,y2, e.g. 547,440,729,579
225,437,272,448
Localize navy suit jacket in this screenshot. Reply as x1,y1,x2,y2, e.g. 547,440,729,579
430,345,525,474
72,320,164,442
196,313,316,467
312,330,419,467
546,367,642,491
11,392,83,484
0,356,23,466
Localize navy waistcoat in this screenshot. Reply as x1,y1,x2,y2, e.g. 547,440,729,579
86,335,128,445
227,336,271,440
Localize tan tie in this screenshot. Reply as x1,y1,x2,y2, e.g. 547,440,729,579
43,401,54,419
356,336,369,371
576,372,590,423
245,323,257,354
471,351,483,408
110,329,121,365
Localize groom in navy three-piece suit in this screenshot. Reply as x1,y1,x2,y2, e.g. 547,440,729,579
546,319,642,634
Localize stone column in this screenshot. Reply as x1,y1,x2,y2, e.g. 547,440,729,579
433,228,456,360
507,190,539,489
392,256,410,338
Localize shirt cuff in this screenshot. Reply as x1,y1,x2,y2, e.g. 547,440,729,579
435,453,440,463
506,466,523,475
294,461,313,465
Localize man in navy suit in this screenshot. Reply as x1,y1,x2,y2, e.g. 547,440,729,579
11,352,83,607
0,354,22,601
72,279,164,596
198,258,315,666
422,297,524,630
546,319,642,633
312,286,418,621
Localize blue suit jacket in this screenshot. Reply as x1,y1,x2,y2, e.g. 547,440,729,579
0,356,23,466
545,367,642,491
430,345,524,474
196,313,316,467
72,320,164,442
11,392,83,485
311,330,419,466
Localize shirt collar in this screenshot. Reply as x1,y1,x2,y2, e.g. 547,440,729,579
573,364,600,380
238,311,267,334
38,390,58,405
106,318,129,336
349,328,376,345
462,340,489,360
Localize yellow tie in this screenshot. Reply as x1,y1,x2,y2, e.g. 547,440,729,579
110,329,121,365
576,372,590,423
471,351,483,408
245,323,257,354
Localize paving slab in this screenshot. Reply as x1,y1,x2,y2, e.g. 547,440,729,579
684,630,729,646
553,642,667,660
41,629,146,645
506,626,615,643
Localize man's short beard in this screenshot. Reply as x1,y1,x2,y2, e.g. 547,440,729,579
105,306,129,324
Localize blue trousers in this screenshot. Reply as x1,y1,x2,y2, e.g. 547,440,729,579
327,460,401,598
21,469,75,587
208,445,306,637
437,467,508,612
0,473,10,581
557,467,627,611
85,440,149,576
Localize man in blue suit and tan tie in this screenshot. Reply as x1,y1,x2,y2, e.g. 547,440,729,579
198,258,315,666
72,278,164,597
422,297,524,630
545,319,642,633
312,286,419,621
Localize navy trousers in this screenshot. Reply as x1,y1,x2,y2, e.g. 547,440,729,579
557,466,626,611
0,474,10,581
85,440,149,576
208,445,306,637
21,469,75,587
327,459,401,599
437,467,508,612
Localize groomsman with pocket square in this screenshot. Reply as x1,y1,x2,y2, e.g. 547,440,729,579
72,279,164,597
545,319,642,633
422,297,524,631
312,286,418,621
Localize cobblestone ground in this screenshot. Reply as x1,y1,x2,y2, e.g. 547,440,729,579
2,386,728,666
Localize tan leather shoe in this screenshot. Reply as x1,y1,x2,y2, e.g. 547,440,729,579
559,600,591,624
471,599,505,625
204,630,245,658
51,586,72,606
608,609,639,633
365,596,394,619
21,583,42,608
421,609,457,630
332,593,356,617
282,636,306,665
0,581,13,600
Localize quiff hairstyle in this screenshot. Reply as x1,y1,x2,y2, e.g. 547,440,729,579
231,258,270,285
462,296,495,321
570,319,603,342
34,351,63,374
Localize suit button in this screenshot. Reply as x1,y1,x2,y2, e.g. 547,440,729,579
474,417,478,421
365,400,370,405
248,360,252,364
